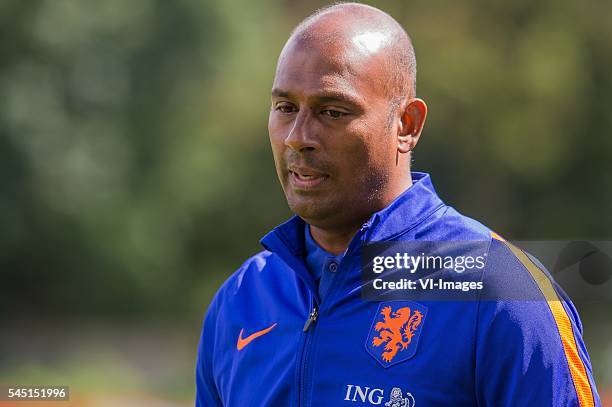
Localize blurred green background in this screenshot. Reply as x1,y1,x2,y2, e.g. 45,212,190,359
1,0,610,405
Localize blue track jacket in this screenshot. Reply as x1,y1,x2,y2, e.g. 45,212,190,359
196,172,600,406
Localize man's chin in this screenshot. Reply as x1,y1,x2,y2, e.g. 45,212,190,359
286,198,335,224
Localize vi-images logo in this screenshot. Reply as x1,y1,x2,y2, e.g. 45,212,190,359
344,384,415,407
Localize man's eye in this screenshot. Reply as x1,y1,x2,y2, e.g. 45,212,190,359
275,104,296,113
322,109,346,118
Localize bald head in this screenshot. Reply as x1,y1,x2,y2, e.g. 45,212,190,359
286,2,417,103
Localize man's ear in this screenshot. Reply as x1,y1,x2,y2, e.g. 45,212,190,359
397,98,427,154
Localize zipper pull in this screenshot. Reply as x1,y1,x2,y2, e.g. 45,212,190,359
302,306,319,332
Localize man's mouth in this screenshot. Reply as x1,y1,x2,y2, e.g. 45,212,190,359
288,167,328,189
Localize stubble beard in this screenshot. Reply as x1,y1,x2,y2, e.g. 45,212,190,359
286,169,390,231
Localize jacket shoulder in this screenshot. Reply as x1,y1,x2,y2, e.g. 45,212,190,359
212,250,288,301
427,205,492,241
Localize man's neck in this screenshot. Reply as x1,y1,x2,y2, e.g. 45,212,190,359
308,223,362,256
308,173,414,255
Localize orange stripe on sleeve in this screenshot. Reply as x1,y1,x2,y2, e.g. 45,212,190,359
490,231,506,242
491,232,595,407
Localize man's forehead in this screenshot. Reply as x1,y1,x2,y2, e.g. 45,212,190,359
272,39,387,101
274,57,355,89
277,37,354,74
272,56,367,105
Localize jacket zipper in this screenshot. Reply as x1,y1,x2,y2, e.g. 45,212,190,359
297,294,318,407
303,305,319,332
294,223,368,407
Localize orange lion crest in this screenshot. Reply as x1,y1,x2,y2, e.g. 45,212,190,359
366,302,427,367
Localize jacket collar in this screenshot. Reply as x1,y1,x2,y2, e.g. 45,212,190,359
259,172,445,300
260,172,445,256
361,172,445,242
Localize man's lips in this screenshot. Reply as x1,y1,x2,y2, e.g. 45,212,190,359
288,166,328,189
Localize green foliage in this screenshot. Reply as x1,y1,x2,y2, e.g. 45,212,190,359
0,0,610,318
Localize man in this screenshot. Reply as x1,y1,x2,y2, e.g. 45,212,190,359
196,3,600,406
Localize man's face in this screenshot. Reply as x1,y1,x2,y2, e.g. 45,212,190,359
268,39,399,230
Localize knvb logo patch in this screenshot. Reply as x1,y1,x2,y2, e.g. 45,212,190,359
365,301,427,367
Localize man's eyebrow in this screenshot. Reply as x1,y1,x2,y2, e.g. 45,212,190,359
317,92,363,106
271,88,364,106
271,88,290,98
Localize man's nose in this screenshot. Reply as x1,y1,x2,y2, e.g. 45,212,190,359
284,109,319,153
